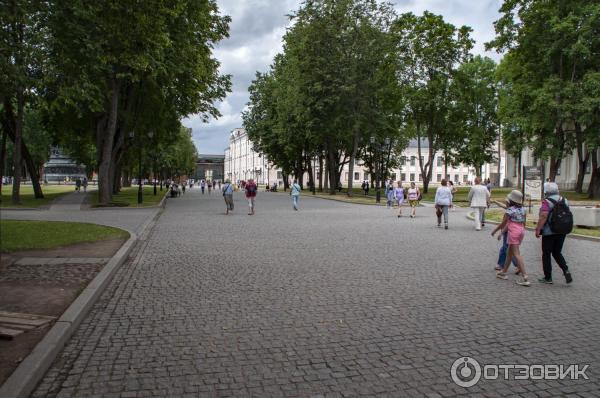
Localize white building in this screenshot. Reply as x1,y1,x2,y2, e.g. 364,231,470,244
225,127,596,191
224,128,280,185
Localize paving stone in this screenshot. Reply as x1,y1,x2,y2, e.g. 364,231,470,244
29,189,600,396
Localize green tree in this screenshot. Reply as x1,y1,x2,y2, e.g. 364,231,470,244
449,56,499,176
391,11,473,192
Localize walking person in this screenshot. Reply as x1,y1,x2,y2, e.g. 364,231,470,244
448,180,457,211
82,177,88,193
492,190,530,286
290,179,301,211
245,178,257,215
201,180,206,194
535,182,573,284
207,181,212,194
407,182,420,218
385,181,395,209
394,181,405,217
222,179,234,215
492,199,519,272
468,177,490,230
75,177,82,192
434,179,453,229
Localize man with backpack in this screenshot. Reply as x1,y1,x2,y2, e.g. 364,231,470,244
535,182,573,284
222,179,234,215
245,178,257,215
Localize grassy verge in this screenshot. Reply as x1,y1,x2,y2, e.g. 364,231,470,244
0,184,75,208
484,209,600,238
0,220,129,252
91,186,165,208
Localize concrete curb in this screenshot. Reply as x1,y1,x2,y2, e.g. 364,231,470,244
88,192,168,210
466,212,600,242
0,231,138,398
0,207,42,211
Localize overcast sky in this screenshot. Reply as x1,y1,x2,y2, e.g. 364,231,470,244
182,0,504,155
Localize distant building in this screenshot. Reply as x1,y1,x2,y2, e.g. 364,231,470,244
195,154,225,182
43,147,86,182
224,128,278,184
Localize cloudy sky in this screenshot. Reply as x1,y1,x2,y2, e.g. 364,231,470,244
182,0,504,155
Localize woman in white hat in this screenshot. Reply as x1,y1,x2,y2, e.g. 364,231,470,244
491,190,530,286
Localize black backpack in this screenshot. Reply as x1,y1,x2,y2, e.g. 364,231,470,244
546,197,573,235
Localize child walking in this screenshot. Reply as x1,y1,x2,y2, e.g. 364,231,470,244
491,190,530,286
492,199,519,272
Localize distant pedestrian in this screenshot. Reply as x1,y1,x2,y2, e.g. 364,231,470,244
222,179,234,215
362,181,370,196
245,178,257,215
201,180,206,194
407,182,420,218
434,179,453,229
394,182,405,217
385,182,395,209
207,181,212,194
290,179,301,211
448,180,457,211
182,183,186,194
75,177,82,192
492,190,530,286
535,182,573,285
468,177,490,230
82,177,88,192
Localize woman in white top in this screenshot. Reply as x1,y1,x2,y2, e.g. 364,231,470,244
434,179,453,229
467,177,491,230
407,182,420,218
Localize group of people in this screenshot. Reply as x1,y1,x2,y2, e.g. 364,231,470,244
74,177,89,192
199,179,221,194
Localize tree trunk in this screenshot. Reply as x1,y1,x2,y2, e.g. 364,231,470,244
11,92,25,204
347,130,359,197
548,156,561,182
323,157,329,191
97,78,120,205
588,150,600,199
318,154,323,192
0,128,6,198
327,148,338,195
574,123,589,193
497,129,502,187
307,158,314,192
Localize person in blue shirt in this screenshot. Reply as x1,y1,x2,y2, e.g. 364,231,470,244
290,179,301,211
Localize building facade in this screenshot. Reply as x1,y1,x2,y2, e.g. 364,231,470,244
224,128,278,185
195,154,225,182
43,147,87,183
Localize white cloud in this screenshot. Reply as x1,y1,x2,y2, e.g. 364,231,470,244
185,0,504,154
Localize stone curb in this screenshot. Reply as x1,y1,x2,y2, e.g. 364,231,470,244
0,230,138,398
466,212,600,242
0,207,41,211
88,191,168,210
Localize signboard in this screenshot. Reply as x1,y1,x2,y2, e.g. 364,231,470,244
522,166,544,201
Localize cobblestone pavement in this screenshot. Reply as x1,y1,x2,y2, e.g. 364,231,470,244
31,188,600,397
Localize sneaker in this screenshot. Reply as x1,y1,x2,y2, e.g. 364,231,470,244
496,272,508,280
516,278,531,286
437,224,441,228
564,272,573,284
444,224,448,230
494,266,503,271
538,277,553,284
515,270,521,275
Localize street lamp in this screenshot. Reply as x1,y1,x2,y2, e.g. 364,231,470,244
370,136,382,203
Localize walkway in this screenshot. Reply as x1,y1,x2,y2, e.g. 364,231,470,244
30,188,600,396
0,190,159,235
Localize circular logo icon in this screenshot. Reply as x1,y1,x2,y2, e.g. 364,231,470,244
451,357,482,388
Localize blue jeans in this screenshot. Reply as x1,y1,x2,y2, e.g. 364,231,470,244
292,195,299,209
498,231,518,268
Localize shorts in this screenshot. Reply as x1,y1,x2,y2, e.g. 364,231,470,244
507,221,525,245
409,200,419,207
247,197,255,207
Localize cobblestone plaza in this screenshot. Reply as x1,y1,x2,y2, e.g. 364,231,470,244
32,189,600,397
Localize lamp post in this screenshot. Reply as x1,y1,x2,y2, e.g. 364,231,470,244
370,136,382,203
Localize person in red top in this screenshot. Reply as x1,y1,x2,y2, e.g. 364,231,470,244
245,178,258,215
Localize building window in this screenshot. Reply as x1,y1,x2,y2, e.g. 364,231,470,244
354,172,360,181
410,156,416,166
364,172,369,181
454,174,459,182
437,157,442,167
418,173,422,181
400,156,406,166
391,173,397,181
463,174,468,183
410,173,415,182
419,156,424,166
277,171,282,179
401,173,406,182
437,174,442,182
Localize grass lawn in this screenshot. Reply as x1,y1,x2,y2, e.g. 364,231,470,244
91,185,166,208
0,184,74,208
0,220,129,252
484,210,600,238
